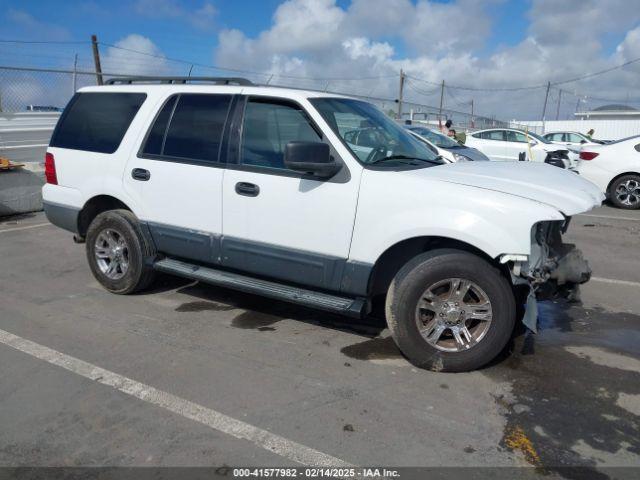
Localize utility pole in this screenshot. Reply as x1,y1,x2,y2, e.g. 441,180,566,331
438,80,445,126
72,54,78,94
541,81,551,133
91,34,103,85
396,69,405,120
555,88,562,120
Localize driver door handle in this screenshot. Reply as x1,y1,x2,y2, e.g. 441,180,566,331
235,182,260,197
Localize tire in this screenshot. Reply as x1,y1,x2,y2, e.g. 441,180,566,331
608,174,640,210
85,209,156,294
385,249,515,372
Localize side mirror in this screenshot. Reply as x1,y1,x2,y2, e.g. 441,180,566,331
580,140,587,144
284,141,340,178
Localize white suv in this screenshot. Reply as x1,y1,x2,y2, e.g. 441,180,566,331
43,77,604,372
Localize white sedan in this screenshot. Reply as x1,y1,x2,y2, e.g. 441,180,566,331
543,131,604,148
465,128,571,167
575,135,640,209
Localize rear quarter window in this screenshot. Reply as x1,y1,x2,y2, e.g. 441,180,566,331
50,92,147,154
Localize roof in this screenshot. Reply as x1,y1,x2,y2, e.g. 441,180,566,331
79,81,353,101
592,104,638,112
472,127,531,133
543,131,585,135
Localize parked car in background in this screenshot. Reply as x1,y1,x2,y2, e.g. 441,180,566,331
576,135,640,209
404,125,490,162
465,128,571,167
543,131,605,147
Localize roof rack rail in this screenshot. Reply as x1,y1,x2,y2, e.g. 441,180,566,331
104,76,254,86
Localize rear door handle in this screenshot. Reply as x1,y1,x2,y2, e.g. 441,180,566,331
132,168,151,181
235,182,260,197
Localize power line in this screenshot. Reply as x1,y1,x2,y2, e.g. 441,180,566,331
98,42,398,82
552,56,640,86
551,86,640,105
445,86,472,107
404,79,441,97
407,53,640,92
0,39,89,45
4,37,639,93
406,74,546,92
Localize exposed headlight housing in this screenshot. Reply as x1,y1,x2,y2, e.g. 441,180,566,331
452,152,470,162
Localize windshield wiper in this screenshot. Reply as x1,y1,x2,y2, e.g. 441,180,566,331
369,154,441,166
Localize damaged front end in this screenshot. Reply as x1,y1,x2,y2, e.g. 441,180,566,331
501,218,592,331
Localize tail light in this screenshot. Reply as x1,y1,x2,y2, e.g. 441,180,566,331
579,151,599,161
44,152,58,184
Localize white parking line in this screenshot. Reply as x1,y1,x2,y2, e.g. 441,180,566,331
0,223,51,233
578,213,640,222
0,328,351,467
591,276,640,288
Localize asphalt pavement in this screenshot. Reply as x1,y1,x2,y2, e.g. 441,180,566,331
0,205,638,479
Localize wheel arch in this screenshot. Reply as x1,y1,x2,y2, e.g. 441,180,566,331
367,235,508,298
77,195,133,237
606,171,640,195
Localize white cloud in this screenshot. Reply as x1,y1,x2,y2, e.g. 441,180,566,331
616,26,640,65
214,0,640,119
101,34,169,76
342,38,394,64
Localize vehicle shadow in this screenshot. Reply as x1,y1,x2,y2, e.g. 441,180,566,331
144,276,586,370
172,280,387,338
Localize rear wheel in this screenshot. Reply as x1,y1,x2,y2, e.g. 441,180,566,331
609,174,640,210
385,249,515,372
85,209,156,294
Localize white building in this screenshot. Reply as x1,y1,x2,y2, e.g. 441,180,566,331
513,104,640,141
575,104,640,121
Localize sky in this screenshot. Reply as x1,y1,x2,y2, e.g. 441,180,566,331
1,0,640,120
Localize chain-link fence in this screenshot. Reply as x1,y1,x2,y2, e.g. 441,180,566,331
0,65,513,134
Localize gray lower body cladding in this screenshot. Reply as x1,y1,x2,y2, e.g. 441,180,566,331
154,258,366,317
43,201,79,234
145,222,372,297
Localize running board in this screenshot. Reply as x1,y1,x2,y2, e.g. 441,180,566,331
154,258,366,317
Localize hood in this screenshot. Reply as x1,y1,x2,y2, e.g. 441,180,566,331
417,161,604,216
444,145,490,162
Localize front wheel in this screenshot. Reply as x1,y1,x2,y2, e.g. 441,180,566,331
385,249,516,372
609,174,640,210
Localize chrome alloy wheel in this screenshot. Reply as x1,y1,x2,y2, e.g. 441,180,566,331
615,179,640,207
94,228,130,280
415,278,493,352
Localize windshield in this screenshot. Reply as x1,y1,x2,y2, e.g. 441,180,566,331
407,126,460,148
310,98,442,166
523,131,552,144
607,134,640,145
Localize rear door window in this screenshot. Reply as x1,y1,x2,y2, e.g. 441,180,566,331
162,94,232,163
142,96,178,156
50,92,146,153
482,130,505,141
506,131,527,143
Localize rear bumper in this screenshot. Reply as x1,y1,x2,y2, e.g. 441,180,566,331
43,201,79,234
